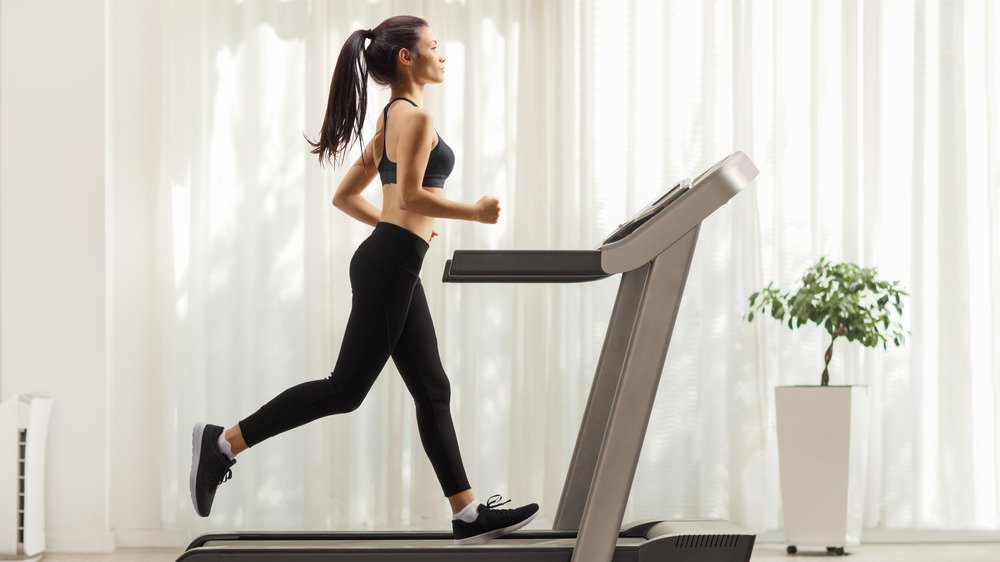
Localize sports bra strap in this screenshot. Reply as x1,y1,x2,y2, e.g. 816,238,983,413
382,97,419,154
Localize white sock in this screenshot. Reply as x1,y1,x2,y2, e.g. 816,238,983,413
452,498,479,522
217,432,236,461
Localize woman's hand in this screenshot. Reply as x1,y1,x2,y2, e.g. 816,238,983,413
472,196,501,224
431,230,439,240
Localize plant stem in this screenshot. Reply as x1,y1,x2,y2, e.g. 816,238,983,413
822,329,846,386
822,337,835,387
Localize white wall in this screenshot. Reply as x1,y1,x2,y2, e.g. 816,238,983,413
1,0,169,552
1,0,111,552
107,0,175,550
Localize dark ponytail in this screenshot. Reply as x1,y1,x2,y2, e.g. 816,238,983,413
306,15,429,170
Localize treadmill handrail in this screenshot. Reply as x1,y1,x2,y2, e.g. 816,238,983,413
443,249,609,283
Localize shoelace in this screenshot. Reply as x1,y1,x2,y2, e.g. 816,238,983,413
485,494,512,509
218,468,233,486
479,494,514,523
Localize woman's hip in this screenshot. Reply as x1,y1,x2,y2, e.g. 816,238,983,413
356,221,429,276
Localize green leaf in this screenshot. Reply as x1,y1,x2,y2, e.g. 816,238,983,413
747,258,908,358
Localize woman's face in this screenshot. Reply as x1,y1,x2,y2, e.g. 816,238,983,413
403,26,446,84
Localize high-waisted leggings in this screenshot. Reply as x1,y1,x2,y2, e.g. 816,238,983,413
238,221,471,497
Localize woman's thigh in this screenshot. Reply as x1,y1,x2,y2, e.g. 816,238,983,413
349,248,422,361
389,279,451,401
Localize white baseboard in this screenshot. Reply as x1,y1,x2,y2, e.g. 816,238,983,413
44,532,116,553
112,528,190,548
758,528,1000,544
45,528,190,552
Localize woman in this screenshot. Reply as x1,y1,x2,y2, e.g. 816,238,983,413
189,15,539,545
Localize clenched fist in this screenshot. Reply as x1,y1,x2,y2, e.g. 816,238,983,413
472,196,501,224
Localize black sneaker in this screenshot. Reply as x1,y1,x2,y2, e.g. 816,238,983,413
190,422,236,517
452,494,539,545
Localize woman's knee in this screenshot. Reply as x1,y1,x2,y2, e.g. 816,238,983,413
418,375,452,407
322,376,370,413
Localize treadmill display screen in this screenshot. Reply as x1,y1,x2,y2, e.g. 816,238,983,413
601,180,691,245
691,154,728,187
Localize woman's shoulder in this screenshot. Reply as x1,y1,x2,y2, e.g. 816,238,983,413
395,103,432,124
392,106,436,140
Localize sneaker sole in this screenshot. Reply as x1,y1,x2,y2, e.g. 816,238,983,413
190,422,207,517
453,509,539,545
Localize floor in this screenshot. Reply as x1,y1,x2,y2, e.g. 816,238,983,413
38,542,1000,561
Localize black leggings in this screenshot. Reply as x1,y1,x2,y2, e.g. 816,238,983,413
238,221,471,497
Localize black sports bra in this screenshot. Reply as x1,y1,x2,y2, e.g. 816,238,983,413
378,97,456,188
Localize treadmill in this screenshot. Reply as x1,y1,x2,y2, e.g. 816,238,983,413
178,151,760,562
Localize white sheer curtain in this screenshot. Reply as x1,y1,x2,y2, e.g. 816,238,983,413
157,0,1000,539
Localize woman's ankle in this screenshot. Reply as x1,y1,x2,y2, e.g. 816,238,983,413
448,489,476,514
225,424,248,456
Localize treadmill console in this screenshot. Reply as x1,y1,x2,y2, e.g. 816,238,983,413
601,179,692,245
599,152,741,247
691,153,730,187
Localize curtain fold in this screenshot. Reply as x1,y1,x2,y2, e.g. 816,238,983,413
157,0,1000,538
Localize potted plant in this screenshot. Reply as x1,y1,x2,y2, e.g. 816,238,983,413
746,256,907,556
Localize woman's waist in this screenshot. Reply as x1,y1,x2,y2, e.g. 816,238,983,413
377,211,434,241
357,222,430,275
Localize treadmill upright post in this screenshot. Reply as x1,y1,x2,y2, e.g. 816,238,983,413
553,256,648,529
570,227,700,562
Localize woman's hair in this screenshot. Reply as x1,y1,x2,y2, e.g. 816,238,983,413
305,15,429,170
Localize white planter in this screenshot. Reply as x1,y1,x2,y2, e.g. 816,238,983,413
775,385,868,552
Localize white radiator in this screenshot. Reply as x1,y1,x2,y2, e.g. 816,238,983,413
0,394,51,562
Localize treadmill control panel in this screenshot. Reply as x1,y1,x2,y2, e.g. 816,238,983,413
601,179,691,245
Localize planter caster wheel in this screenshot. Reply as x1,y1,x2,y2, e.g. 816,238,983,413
826,546,846,556
786,545,797,555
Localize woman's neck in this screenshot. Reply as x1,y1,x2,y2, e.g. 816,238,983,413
390,84,424,106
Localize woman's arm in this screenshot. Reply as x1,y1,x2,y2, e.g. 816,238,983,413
395,111,476,220
402,190,477,220
332,137,382,227
334,196,381,227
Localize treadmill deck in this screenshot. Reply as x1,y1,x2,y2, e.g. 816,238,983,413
197,537,645,549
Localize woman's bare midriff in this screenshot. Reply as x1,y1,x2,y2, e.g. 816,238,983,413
378,183,441,243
